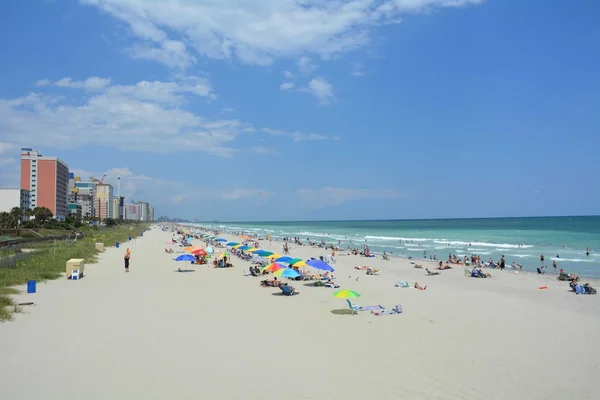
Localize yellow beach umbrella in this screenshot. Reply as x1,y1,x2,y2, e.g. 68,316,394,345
266,253,281,260
245,247,258,252
291,260,308,268
232,244,243,249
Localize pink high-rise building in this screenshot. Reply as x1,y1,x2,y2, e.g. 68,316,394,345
20,148,69,219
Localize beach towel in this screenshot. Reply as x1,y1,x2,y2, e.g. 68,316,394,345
357,305,385,311
373,305,402,316
395,281,410,288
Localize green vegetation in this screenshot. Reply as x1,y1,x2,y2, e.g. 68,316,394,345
0,206,125,231
0,223,150,321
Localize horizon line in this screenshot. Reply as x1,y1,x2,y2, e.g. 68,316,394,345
182,214,600,224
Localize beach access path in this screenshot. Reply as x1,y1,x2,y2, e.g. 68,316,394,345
1,226,599,400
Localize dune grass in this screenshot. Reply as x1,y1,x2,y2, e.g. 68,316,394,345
0,223,149,321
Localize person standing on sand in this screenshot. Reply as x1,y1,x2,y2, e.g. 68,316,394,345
124,248,131,272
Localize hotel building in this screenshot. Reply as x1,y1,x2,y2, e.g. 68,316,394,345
20,148,69,219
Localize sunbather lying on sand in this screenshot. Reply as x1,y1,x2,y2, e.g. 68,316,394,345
354,266,368,270
366,268,380,275
414,282,427,290
413,264,423,269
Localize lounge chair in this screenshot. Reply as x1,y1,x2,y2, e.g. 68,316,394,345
425,268,440,276
346,299,384,312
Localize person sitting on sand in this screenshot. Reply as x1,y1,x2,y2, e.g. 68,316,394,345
414,282,427,290
280,283,296,294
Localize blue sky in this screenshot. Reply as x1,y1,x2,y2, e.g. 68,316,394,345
0,0,598,221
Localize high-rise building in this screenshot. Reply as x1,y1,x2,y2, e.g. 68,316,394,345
112,196,124,220
71,180,96,219
123,203,141,221
94,183,114,220
0,188,31,214
20,148,69,219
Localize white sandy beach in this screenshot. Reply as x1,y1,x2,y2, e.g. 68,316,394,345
1,226,599,400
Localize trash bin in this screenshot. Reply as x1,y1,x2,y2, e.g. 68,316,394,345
27,280,36,294
116,242,120,248
128,236,132,241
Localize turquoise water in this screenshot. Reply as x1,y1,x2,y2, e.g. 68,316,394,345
197,216,600,278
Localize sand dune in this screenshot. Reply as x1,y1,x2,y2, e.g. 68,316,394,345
1,227,598,400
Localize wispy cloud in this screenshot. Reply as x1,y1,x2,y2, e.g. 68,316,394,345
297,57,317,74
37,77,112,90
282,70,294,79
0,76,332,156
301,77,335,105
80,0,483,68
280,82,295,91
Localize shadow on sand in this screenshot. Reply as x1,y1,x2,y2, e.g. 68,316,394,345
330,309,357,316
271,291,300,296
175,269,196,273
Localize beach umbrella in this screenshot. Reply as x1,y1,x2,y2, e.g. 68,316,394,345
191,248,207,257
174,254,196,271
273,268,300,279
240,235,249,239
216,238,227,242
256,250,273,256
226,242,238,246
286,258,303,265
275,256,294,263
232,244,243,249
266,253,282,260
219,252,230,259
245,247,258,252
307,260,335,272
262,262,285,272
290,260,308,268
206,246,214,254
333,289,361,299
239,245,252,251
184,246,195,252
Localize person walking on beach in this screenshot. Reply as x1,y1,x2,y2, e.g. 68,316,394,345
124,248,131,272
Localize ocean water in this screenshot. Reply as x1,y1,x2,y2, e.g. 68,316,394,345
195,216,600,278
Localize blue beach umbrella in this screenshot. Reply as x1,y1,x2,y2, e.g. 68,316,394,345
254,250,270,256
307,260,335,272
275,256,294,263
273,268,300,279
226,242,239,246
216,238,227,242
239,245,252,251
174,254,196,272
206,246,214,254
174,254,195,262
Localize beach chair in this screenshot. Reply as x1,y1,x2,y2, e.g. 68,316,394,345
425,268,440,276
281,285,297,296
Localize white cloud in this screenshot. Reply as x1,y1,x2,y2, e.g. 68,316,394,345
80,0,483,67
280,82,295,91
69,167,274,209
282,70,294,79
262,128,330,142
297,187,403,209
0,76,332,156
37,77,113,90
297,56,317,74
302,77,335,105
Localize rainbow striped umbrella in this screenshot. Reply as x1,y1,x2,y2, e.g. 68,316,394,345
333,289,361,299
262,262,285,272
